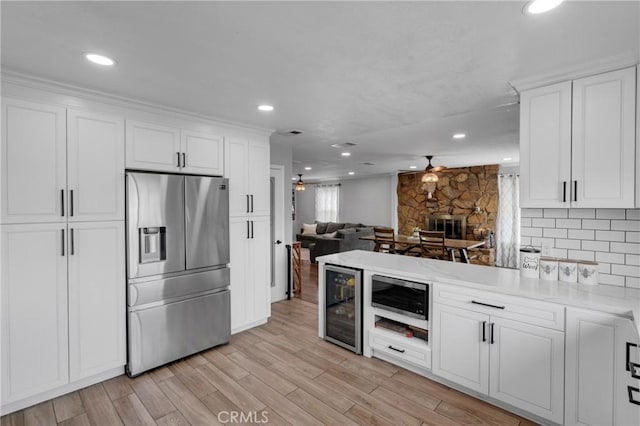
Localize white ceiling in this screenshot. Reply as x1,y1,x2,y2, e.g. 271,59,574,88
2,1,639,181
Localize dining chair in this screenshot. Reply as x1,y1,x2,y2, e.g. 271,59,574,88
373,227,396,254
417,231,449,260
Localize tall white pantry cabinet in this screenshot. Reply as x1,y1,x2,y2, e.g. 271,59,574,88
1,99,126,412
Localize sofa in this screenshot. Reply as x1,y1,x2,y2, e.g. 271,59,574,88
295,221,376,262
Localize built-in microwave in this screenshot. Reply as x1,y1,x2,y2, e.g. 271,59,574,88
371,275,429,320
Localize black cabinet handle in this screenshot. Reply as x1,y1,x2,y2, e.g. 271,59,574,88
246,221,250,239
562,181,567,202
574,180,578,202
61,190,65,217
176,152,181,167
627,342,638,372
246,195,250,213
482,321,487,342
388,345,405,353
70,228,75,255
182,152,186,168
250,194,254,213
490,322,495,344
471,300,505,310
628,386,640,406
70,190,74,217
61,229,65,256
251,220,254,239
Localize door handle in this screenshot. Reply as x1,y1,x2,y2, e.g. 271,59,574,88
574,180,578,202
251,220,254,239
275,240,282,245
70,228,75,255
250,195,254,213
61,189,65,216
388,345,405,353
70,190,74,217
182,152,186,168
490,322,495,344
176,152,181,167
562,181,567,202
61,229,65,256
482,321,487,342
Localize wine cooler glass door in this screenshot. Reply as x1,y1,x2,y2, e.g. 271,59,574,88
324,265,361,353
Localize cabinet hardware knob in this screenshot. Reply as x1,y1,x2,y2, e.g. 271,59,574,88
388,345,405,353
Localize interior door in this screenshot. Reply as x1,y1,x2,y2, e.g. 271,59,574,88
126,172,185,279
185,176,229,269
270,166,287,302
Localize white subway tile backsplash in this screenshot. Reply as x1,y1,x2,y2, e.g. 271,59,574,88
543,228,567,238
596,252,625,264
596,209,626,220
567,250,595,261
555,239,581,250
599,274,625,287
568,229,595,240
543,208,568,218
569,209,596,219
626,209,640,220
581,219,610,230
611,220,640,231
595,230,625,242
520,208,638,287
556,219,582,229
581,240,609,252
532,218,556,228
521,208,543,218
610,242,640,254
611,264,640,277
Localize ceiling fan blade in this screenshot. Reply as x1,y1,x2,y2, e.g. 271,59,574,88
432,166,446,172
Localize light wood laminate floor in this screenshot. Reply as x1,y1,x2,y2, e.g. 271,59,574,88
1,297,537,426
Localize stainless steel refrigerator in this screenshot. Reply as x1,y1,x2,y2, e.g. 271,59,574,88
126,171,230,376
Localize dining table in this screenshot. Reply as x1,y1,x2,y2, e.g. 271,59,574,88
359,234,486,263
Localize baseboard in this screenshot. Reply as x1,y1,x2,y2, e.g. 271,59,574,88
231,317,269,335
1,366,124,416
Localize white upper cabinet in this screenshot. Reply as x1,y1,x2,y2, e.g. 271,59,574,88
181,130,224,175
520,66,637,208
125,120,181,173
126,120,224,175
67,110,125,222
520,82,572,208
572,67,636,208
1,99,67,224
225,137,270,217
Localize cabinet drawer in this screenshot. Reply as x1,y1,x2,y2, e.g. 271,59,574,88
369,328,431,368
434,285,565,331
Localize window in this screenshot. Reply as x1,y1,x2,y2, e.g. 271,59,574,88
315,184,340,222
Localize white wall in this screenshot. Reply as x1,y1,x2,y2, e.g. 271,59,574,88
270,140,293,245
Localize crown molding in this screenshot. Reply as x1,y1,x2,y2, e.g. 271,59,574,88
509,52,638,93
0,69,274,137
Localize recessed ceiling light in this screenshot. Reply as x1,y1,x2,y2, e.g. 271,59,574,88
85,53,115,66
524,0,564,15
257,104,274,112
409,166,417,169
503,157,513,161
348,172,355,175
341,152,351,157
304,167,312,170
452,133,466,139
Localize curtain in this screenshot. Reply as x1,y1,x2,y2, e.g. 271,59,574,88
315,184,340,222
496,174,520,268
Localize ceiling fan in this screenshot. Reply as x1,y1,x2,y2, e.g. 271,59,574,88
399,155,447,175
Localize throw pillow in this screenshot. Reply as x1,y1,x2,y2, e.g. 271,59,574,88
324,231,338,238
302,223,317,235
326,222,345,233
315,221,329,234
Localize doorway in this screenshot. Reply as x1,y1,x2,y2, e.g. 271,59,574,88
270,165,287,302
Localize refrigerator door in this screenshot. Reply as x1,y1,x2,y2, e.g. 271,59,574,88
127,172,185,279
185,176,230,269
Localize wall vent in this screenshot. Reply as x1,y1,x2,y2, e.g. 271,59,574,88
331,142,357,148
362,162,375,166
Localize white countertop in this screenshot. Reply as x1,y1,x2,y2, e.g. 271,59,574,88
317,250,640,333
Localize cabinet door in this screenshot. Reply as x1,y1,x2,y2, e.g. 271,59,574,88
432,304,489,394
249,216,271,322
229,216,250,332
247,140,270,216
1,223,68,403
181,130,224,176
225,138,250,217
68,222,126,381
565,308,640,426
519,82,572,208
125,120,180,172
67,110,125,222
572,67,636,208
1,99,66,224
489,317,564,424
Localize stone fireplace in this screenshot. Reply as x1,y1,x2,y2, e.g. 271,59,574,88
425,214,467,239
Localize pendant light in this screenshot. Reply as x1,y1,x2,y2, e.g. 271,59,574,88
295,174,306,191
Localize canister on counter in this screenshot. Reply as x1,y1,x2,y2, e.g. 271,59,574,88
578,261,599,285
539,257,559,281
558,259,578,283
519,246,541,278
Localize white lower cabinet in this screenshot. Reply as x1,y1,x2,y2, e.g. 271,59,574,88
1,221,125,411
565,308,640,426
432,292,565,424
229,215,270,333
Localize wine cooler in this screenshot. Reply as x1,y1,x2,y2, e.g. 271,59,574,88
324,264,362,354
